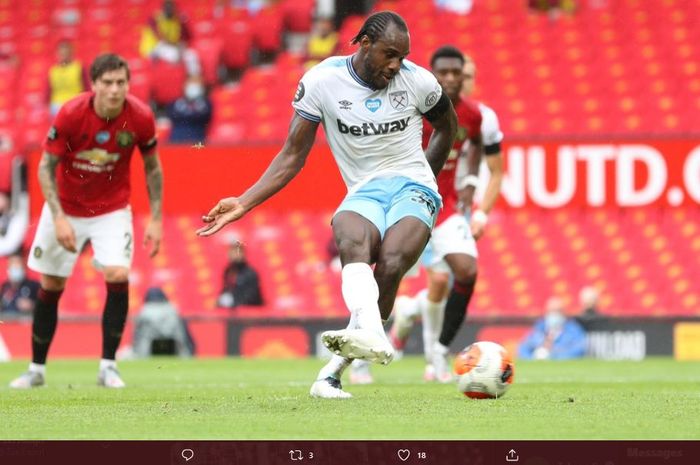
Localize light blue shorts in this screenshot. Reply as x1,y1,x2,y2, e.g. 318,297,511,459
334,176,442,238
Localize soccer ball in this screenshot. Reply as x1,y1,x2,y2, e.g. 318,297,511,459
453,341,515,399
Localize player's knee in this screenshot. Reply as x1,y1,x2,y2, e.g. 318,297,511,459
336,236,373,263
40,275,66,291
429,271,451,288
104,267,129,283
376,253,407,281
452,260,478,284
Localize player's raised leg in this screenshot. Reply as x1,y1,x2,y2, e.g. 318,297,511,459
321,210,396,364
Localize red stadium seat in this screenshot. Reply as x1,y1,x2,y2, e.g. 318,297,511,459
150,60,186,106
252,5,283,54
282,0,313,33
206,122,245,145
128,69,152,103
192,37,222,86
221,17,252,70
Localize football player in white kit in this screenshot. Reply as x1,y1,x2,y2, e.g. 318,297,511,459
386,52,505,383
197,11,458,398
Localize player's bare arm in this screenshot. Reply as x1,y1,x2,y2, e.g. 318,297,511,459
38,151,77,253
481,153,503,215
470,152,504,239
197,114,318,237
143,153,163,257
457,132,483,212
424,94,458,176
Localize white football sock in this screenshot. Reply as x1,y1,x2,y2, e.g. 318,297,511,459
433,341,449,356
29,363,46,375
421,293,446,363
99,359,117,371
318,355,352,380
392,294,421,342
341,263,386,340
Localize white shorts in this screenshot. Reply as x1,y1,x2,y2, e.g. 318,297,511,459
28,204,134,277
423,213,477,273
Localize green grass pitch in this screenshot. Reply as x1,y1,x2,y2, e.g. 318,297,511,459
1,357,698,440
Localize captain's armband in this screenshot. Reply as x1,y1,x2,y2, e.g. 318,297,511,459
423,93,450,123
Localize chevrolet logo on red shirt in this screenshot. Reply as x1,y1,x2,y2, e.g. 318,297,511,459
75,148,121,166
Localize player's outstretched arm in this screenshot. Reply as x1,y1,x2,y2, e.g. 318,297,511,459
424,95,458,176
38,151,77,253
197,114,318,237
143,153,164,257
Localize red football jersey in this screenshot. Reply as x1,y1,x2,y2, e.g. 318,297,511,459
423,97,482,225
44,92,157,217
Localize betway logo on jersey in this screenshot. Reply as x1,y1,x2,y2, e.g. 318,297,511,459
337,117,410,136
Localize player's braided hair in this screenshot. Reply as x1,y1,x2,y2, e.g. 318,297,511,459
351,11,408,45
430,45,465,68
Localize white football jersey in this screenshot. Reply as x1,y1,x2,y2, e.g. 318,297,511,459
478,102,503,148
292,56,443,193
456,102,504,190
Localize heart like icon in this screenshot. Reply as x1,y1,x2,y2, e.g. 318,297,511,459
397,449,410,462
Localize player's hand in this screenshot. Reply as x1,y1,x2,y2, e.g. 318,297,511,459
469,209,488,240
144,219,162,258
458,187,475,215
196,197,247,237
470,220,486,240
54,215,77,253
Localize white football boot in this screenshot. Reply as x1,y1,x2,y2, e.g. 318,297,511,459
309,376,352,399
9,370,45,389
321,329,394,365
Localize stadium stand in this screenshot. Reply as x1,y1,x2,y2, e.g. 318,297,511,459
1,0,698,320
32,207,697,318
1,0,698,151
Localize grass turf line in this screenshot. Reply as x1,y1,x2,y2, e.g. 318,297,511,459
1,357,698,439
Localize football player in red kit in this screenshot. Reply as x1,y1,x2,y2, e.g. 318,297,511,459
10,54,163,389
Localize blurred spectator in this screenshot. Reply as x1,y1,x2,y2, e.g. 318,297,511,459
0,250,39,315
0,189,29,257
528,0,577,18
576,285,603,330
518,297,587,360
47,40,88,116
315,0,334,19
217,239,264,308
214,0,274,17
132,287,194,357
166,76,212,143
141,0,200,76
435,0,474,15
304,17,338,68
229,0,270,15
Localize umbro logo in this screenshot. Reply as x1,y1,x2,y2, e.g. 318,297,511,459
338,100,353,110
